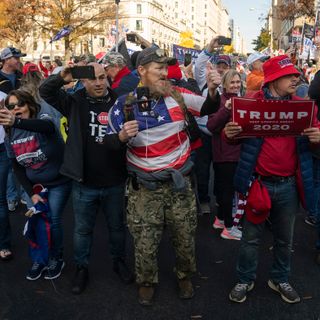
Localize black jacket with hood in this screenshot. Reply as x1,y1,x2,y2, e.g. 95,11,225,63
0,70,22,93
39,73,127,185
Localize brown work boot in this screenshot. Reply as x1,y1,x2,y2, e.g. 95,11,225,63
178,278,195,299
138,283,154,306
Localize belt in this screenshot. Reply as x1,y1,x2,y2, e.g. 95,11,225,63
258,175,295,183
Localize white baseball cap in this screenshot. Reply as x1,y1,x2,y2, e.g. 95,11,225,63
0,47,26,60
247,52,269,65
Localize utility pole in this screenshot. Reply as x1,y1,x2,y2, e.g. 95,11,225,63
115,0,120,52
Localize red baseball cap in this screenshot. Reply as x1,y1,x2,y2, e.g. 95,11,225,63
22,63,40,75
32,184,45,195
216,54,231,66
263,55,300,84
245,179,271,224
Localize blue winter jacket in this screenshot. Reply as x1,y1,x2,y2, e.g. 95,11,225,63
233,91,316,210
233,136,314,210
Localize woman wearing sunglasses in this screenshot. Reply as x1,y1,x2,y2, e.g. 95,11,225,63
0,90,71,281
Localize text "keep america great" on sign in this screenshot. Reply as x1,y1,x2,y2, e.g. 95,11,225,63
232,98,315,138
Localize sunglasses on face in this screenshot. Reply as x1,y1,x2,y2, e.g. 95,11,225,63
6,101,25,110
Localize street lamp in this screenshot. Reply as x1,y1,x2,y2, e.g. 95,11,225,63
115,0,120,52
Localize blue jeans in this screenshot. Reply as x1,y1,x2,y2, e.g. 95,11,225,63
237,177,299,284
7,167,18,201
0,144,11,250
7,168,33,208
72,182,126,267
47,182,72,258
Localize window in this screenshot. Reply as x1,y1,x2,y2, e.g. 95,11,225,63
136,20,143,30
137,4,142,14
99,37,105,47
175,12,178,18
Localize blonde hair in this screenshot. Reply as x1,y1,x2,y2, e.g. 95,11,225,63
221,70,241,90
20,71,44,102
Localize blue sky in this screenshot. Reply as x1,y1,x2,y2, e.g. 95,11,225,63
222,0,272,52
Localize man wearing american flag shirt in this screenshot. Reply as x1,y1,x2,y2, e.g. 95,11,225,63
108,47,221,306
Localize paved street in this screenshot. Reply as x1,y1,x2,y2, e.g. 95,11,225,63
0,203,320,320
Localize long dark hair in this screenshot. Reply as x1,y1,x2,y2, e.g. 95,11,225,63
5,90,40,119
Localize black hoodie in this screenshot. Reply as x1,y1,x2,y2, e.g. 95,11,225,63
39,74,127,187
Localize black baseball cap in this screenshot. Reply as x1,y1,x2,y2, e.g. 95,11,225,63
136,47,176,67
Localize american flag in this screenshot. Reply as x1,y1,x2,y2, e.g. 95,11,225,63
108,88,205,172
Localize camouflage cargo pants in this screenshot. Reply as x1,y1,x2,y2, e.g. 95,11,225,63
127,176,197,284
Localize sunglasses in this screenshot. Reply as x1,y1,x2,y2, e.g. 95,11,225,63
144,49,166,59
6,101,26,110
139,49,167,65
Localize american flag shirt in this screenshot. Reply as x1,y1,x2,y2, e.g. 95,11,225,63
108,87,205,172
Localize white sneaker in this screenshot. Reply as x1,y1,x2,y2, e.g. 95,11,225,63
230,226,242,238
221,227,242,240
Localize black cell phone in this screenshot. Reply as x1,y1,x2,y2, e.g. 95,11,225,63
184,53,192,67
70,66,95,79
126,34,137,43
136,87,152,112
136,87,150,100
217,36,232,46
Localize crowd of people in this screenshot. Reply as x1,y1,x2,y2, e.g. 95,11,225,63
0,36,320,307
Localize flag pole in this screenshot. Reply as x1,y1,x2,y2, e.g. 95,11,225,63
50,31,53,61
115,0,120,52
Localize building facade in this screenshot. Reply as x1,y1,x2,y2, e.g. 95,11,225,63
269,0,317,52
118,0,232,51
3,0,235,59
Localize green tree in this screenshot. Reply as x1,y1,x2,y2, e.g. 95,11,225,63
252,28,271,51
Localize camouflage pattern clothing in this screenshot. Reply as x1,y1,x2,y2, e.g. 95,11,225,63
127,176,197,285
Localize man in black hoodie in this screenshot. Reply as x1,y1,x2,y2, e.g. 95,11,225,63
40,63,139,294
